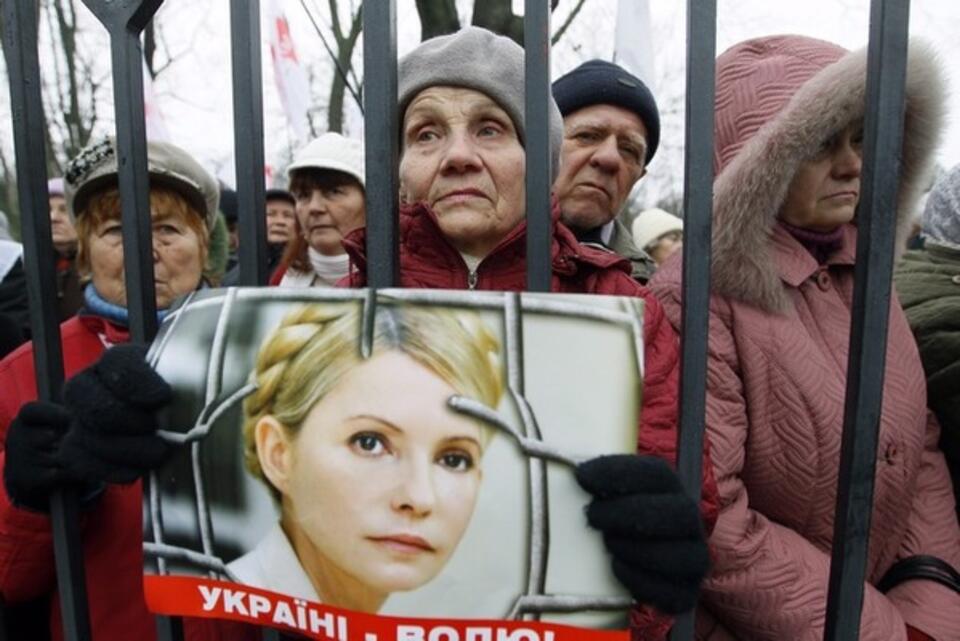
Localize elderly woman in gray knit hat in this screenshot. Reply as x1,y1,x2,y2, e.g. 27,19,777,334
341,26,719,640
895,163,960,520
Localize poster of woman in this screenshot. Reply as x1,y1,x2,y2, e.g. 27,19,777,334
142,287,645,638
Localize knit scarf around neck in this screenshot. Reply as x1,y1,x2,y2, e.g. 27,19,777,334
779,220,846,265
308,247,350,286
83,283,169,326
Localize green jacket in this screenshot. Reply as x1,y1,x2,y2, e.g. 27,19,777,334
894,240,960,514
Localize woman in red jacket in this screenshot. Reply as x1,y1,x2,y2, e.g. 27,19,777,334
0,138,218,641
341,26,719,640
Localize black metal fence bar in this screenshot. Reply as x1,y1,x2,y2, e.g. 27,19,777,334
362,1,399,288
823,1,912,639
81,0,163,343
231,0,270,287
2,1,89,639
524,0,552,293
669,1,717,640
81,2,177,639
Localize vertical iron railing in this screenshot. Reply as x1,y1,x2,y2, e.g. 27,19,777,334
2,1,86,640
669,2,717,640
78,1,171,639
0,0,924,639
824,1,912,640
524,0,553,292
362,1,399,288
231,0,270,287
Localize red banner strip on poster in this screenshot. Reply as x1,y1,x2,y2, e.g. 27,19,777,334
145,576,629,641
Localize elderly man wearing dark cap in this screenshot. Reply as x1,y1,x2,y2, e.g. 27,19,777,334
552,60,661,284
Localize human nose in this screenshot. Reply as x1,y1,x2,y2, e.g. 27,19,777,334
391,457,435,517
589,135,621,174
306,191,328,214
439,129,481,175
832,139,862,179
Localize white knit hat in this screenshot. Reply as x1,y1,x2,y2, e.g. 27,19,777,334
923,163,960,246
631,208,683,251
286,133,365,188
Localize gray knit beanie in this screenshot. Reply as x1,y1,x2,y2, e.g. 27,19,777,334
398,26,563,182
923,163,960,246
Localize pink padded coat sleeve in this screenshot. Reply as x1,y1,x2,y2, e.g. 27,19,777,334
652,284,911,641
884,412,960,641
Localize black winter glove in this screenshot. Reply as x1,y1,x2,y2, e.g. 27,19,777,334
60,344,175,484
3,402,74,511
575,454,709,615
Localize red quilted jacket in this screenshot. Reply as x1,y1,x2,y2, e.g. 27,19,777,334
0,314,156,641
342,202,721,640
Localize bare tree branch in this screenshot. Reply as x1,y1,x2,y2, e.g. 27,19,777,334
551,0,589,46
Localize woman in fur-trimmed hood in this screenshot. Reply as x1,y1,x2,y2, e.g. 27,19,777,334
650,35,960,641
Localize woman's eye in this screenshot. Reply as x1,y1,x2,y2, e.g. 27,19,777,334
101,225,122,237
350,432,388,455
478,124,501,138
415,129,439,143
438,451,474,472
156,224,179,235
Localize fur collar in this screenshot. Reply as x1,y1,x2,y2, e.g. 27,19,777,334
711,41,945,312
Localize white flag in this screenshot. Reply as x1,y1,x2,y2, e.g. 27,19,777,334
143,58,171,142
265,0,312,142
614,0,657,90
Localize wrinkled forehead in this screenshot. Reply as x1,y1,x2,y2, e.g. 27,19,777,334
563,104,649,146
403,86,516,131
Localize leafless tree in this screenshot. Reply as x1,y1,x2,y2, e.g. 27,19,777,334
299,0,591,134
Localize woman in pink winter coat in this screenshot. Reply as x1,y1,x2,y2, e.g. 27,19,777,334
650,35,960,641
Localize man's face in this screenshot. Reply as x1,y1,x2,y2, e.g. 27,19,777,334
553,104,649,232
265,198,297,245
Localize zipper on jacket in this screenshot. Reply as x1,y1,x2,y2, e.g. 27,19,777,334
467,269,478,289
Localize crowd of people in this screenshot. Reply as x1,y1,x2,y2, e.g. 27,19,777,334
0,23,958,641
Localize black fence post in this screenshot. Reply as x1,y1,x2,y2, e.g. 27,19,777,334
823,1,912,640
524,0,552,293
362,1,399,288
231,0,269,287
669,1,717,639
1,1,85,638
80,0,164,342
80,2,175,639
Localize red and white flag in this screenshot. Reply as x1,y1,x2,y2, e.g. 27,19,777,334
265,0,311,142
614,0,657,90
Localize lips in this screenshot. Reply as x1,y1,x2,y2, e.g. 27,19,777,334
367,534,436,553
825,189,858,200
575,182,611,199
435,188,488,204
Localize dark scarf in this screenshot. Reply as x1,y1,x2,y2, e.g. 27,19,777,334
780,220,846,265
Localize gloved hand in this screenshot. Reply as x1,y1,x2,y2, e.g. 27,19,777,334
3,402,74,511
60,344,175,484
575,454,709,615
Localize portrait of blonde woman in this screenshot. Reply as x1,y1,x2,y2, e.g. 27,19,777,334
228,304,504,613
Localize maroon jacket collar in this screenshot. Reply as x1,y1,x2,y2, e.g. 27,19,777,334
341,200,631,288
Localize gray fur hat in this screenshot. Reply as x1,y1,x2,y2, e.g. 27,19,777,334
64,138,219,231
398,26,563,181
923,163,960,247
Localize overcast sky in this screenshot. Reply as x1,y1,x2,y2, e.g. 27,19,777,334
2,0,958,209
